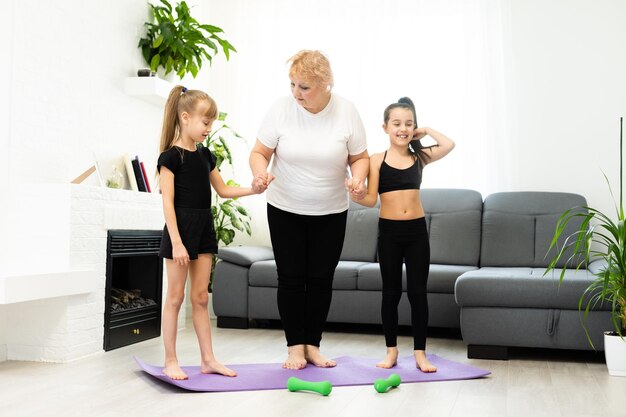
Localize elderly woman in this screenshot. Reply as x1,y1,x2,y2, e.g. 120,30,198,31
250,50,369,370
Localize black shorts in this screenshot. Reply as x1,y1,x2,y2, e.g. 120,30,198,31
159,207,218,260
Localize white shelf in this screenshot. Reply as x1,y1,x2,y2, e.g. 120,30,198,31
124,76,175,106
0,269,99,304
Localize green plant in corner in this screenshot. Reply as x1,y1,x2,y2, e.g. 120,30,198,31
139,0,236,79
545,117,626,348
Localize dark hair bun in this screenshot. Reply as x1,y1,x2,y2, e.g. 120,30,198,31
398,97,415,109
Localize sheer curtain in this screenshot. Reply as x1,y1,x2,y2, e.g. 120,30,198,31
204,0,514,243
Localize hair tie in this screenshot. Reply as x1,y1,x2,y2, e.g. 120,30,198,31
181,86,188,93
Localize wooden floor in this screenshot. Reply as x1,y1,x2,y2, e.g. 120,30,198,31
1,318,625,417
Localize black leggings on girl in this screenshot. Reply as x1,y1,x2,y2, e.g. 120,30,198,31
267,204,347,347
378,217,430,350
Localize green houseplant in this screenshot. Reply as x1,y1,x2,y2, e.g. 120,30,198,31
205,112,252,246
203,112,252,286
139,0,236,79
545,117,626,375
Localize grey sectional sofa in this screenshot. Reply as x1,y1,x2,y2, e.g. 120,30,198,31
213,189,613,359
454,192,612,359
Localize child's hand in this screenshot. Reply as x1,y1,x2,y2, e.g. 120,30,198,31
172,243,190,266
413,127,429,141
252,172,275,194
345,177,366,200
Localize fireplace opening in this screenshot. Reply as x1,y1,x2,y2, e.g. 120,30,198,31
104,230,163,351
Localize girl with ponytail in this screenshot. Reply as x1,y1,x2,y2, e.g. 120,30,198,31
353,97,455,372
157,85,265,380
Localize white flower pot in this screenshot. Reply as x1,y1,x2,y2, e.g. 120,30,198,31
604,331,626,377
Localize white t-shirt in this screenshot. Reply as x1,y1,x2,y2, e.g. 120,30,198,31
257,94,367,215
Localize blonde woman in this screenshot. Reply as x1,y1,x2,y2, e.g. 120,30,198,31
250,50,370,370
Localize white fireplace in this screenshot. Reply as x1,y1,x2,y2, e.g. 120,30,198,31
0,184,182,363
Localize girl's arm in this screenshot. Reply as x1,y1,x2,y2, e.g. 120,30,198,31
160,167,190,265
416,127,455,164
210,169,260,199
352,153,382,208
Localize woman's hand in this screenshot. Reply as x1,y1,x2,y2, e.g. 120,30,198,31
252,172,275,194
345,177,366,200
172,242,190,266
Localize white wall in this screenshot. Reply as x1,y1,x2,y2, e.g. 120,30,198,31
0,0,15,359
10,1,157,187
507,0,626,217
204,0,514,247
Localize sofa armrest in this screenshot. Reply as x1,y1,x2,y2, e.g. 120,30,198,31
217,246,274,267
587,259,608,275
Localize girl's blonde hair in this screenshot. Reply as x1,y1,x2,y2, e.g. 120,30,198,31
287,50,334,89
159,85,218,153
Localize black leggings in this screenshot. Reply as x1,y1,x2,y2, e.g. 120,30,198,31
267,204,347,347
378,217,430,350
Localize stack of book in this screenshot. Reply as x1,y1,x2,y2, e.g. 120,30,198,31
123,153,152,192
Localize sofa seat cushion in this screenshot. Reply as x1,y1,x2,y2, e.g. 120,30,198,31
249,260,369,290
356,263,476,293
429,265,479,293
455,267,611,311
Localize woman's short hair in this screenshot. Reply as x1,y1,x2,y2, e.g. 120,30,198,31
288,50,334,88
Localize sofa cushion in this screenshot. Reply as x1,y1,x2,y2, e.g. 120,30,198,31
421,189,482,266
455,267,611,311
340,201,379,262
249,260,368,290
480,192,587,268
216,246,274,267
356,262,477,293
428,264,479,293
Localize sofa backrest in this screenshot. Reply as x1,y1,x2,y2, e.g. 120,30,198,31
480,191,587,268
340,200,380,262
421,188,483,266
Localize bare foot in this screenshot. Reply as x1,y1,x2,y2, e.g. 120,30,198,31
163,359,188,380
305,345,337,368
283,345,307,370
376,347,398,369
201,359,237,377
415,350,437,373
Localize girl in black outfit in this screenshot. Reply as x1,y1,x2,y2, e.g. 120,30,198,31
353,97,455,372
157,86,264,380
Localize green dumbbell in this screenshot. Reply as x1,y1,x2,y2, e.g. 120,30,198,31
374,373,401,393
287,376,333,396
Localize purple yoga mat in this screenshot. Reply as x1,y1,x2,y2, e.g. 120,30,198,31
135,355,490,392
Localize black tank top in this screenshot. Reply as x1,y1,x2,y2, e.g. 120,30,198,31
378,151,422,194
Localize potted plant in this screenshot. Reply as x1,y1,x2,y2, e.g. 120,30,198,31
545,117,626,376
138,0,236,79
204,112,252,287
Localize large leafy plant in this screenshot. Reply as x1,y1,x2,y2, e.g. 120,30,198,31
545,117,626,347
138,0,236,79
205,112,252,246
203,112,251,289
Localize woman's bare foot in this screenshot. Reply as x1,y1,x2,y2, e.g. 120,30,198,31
163,359,188,380
415,350,437,373
305,345,337,368
201,359,237,377
376,347,398,368
283,345,307,370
